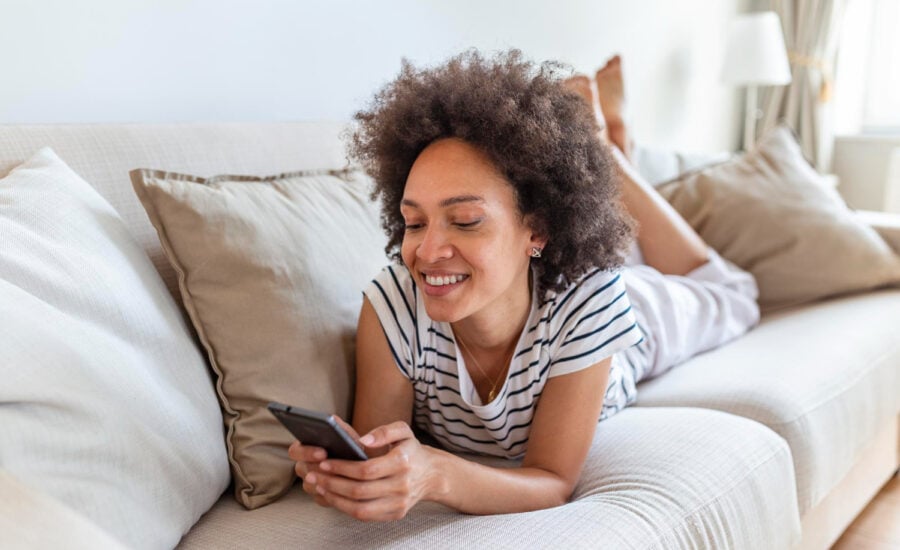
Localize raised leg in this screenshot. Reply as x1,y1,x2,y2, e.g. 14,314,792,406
566,57,710,276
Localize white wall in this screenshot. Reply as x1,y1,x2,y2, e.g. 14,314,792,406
0,0,749,152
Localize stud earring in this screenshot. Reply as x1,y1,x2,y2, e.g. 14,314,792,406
530,247,542,258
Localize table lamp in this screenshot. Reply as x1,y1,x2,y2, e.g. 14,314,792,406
721,11,792,149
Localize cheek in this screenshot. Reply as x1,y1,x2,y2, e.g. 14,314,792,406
400,236,416,266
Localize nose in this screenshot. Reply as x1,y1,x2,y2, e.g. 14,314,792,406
416,225,453,263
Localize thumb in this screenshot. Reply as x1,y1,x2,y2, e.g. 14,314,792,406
359,421,413,448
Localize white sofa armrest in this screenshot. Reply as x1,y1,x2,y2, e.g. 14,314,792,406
0,470,127,550
857,210,900,255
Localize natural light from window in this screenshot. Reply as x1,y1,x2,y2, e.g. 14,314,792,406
835,0,900,135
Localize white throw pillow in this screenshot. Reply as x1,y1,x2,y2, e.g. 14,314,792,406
0,148,230,549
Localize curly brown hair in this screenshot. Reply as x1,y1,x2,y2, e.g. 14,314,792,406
347,48,634,293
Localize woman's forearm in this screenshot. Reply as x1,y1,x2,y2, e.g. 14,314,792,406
425,446,572,514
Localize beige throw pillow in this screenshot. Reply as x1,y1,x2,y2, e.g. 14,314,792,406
131,168,388,509
657,125,900,311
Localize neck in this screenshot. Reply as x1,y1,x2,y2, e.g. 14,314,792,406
451,270,533,354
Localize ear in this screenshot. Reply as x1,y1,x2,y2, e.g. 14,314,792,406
524,214,549,251
529,232,548,251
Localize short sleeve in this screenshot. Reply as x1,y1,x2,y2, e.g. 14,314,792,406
546,270,643,378
362,264,418,381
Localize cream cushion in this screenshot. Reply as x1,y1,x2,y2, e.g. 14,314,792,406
0,148,230,549
657,125,900,311
131,168,388,509
178,407,800,549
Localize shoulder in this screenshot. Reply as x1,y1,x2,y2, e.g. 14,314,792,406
365,264,416,303
541,268,640,377
542,268,628,322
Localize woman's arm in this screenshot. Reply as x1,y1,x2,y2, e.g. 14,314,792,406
351,296,414,439
430,356,612,513
310,355,612,519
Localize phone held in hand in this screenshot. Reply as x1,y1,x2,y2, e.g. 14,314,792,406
267,402,368,461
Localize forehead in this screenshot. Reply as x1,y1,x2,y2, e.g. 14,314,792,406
403,138,515,205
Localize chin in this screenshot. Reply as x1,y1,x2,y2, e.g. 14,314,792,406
422,300,465,324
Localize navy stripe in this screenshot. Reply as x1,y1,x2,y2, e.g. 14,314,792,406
417,362,459,379
564,290,628,340
548,269,608,322
379,325,412,380
388,265,421,356
508,358,541,380
416,385,521,424
552,323,640,365
423,346,456,362
526,314,550,334
413,388,474,415
419,403,534,435
556,273,622,330
514,275,624,359
372,279,411,351
429,327,455,343
427,419,530,452
561,306,633,347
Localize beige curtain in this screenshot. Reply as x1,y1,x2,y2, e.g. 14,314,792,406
758,0,847,171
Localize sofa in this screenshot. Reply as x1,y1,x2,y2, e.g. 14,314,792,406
1,121,898,550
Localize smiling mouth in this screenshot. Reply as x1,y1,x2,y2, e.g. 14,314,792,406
423,273,470,287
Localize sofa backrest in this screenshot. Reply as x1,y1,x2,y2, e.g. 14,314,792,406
0,122,351,301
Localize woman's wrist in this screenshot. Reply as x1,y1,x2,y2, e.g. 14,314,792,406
423,446,452,505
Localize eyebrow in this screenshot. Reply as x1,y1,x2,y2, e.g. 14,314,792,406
401,195,485,208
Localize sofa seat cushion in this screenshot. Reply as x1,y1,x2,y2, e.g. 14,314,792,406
636,289,900,515
178,408,799,549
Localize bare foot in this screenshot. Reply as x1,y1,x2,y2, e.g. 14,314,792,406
594,55,632,157
562,74,609,141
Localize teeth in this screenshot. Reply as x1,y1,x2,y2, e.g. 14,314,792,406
426,274,466,286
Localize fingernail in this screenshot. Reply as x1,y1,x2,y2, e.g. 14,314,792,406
316,484,326,495
360,434,375,446
305,473,317,484
320,461,331,471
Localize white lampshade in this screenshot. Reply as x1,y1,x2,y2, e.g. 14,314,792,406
721,11,792,85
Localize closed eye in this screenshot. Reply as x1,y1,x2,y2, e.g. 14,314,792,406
455,219,483,229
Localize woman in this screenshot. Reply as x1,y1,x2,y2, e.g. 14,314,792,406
288,49,759,521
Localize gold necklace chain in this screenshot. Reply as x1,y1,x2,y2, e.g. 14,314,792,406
455,333,516,403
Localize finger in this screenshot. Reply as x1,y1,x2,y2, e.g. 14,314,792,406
320,446,411,481
359,421,413,449
314,472,401,501
295,459,326,479
321,490,409,522
288,441,328,463
300,473,332,508
331,415,361,440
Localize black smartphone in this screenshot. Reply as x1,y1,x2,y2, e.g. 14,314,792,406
267,402,368,461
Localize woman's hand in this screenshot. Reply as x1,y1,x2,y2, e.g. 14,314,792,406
287,415,363,508
309,421,441,521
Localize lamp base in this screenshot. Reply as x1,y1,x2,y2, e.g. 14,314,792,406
743,85,758,150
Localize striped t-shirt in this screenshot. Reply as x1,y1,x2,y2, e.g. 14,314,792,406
363,264,643,459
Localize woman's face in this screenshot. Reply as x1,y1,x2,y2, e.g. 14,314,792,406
400,138,545,324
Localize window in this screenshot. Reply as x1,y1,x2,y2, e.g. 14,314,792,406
834,0,900,135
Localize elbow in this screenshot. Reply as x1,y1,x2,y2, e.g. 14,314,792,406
538,470,577,509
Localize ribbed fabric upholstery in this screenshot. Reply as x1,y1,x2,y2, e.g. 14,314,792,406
637,289,900,514
0,122,350,303
178,408,799,550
